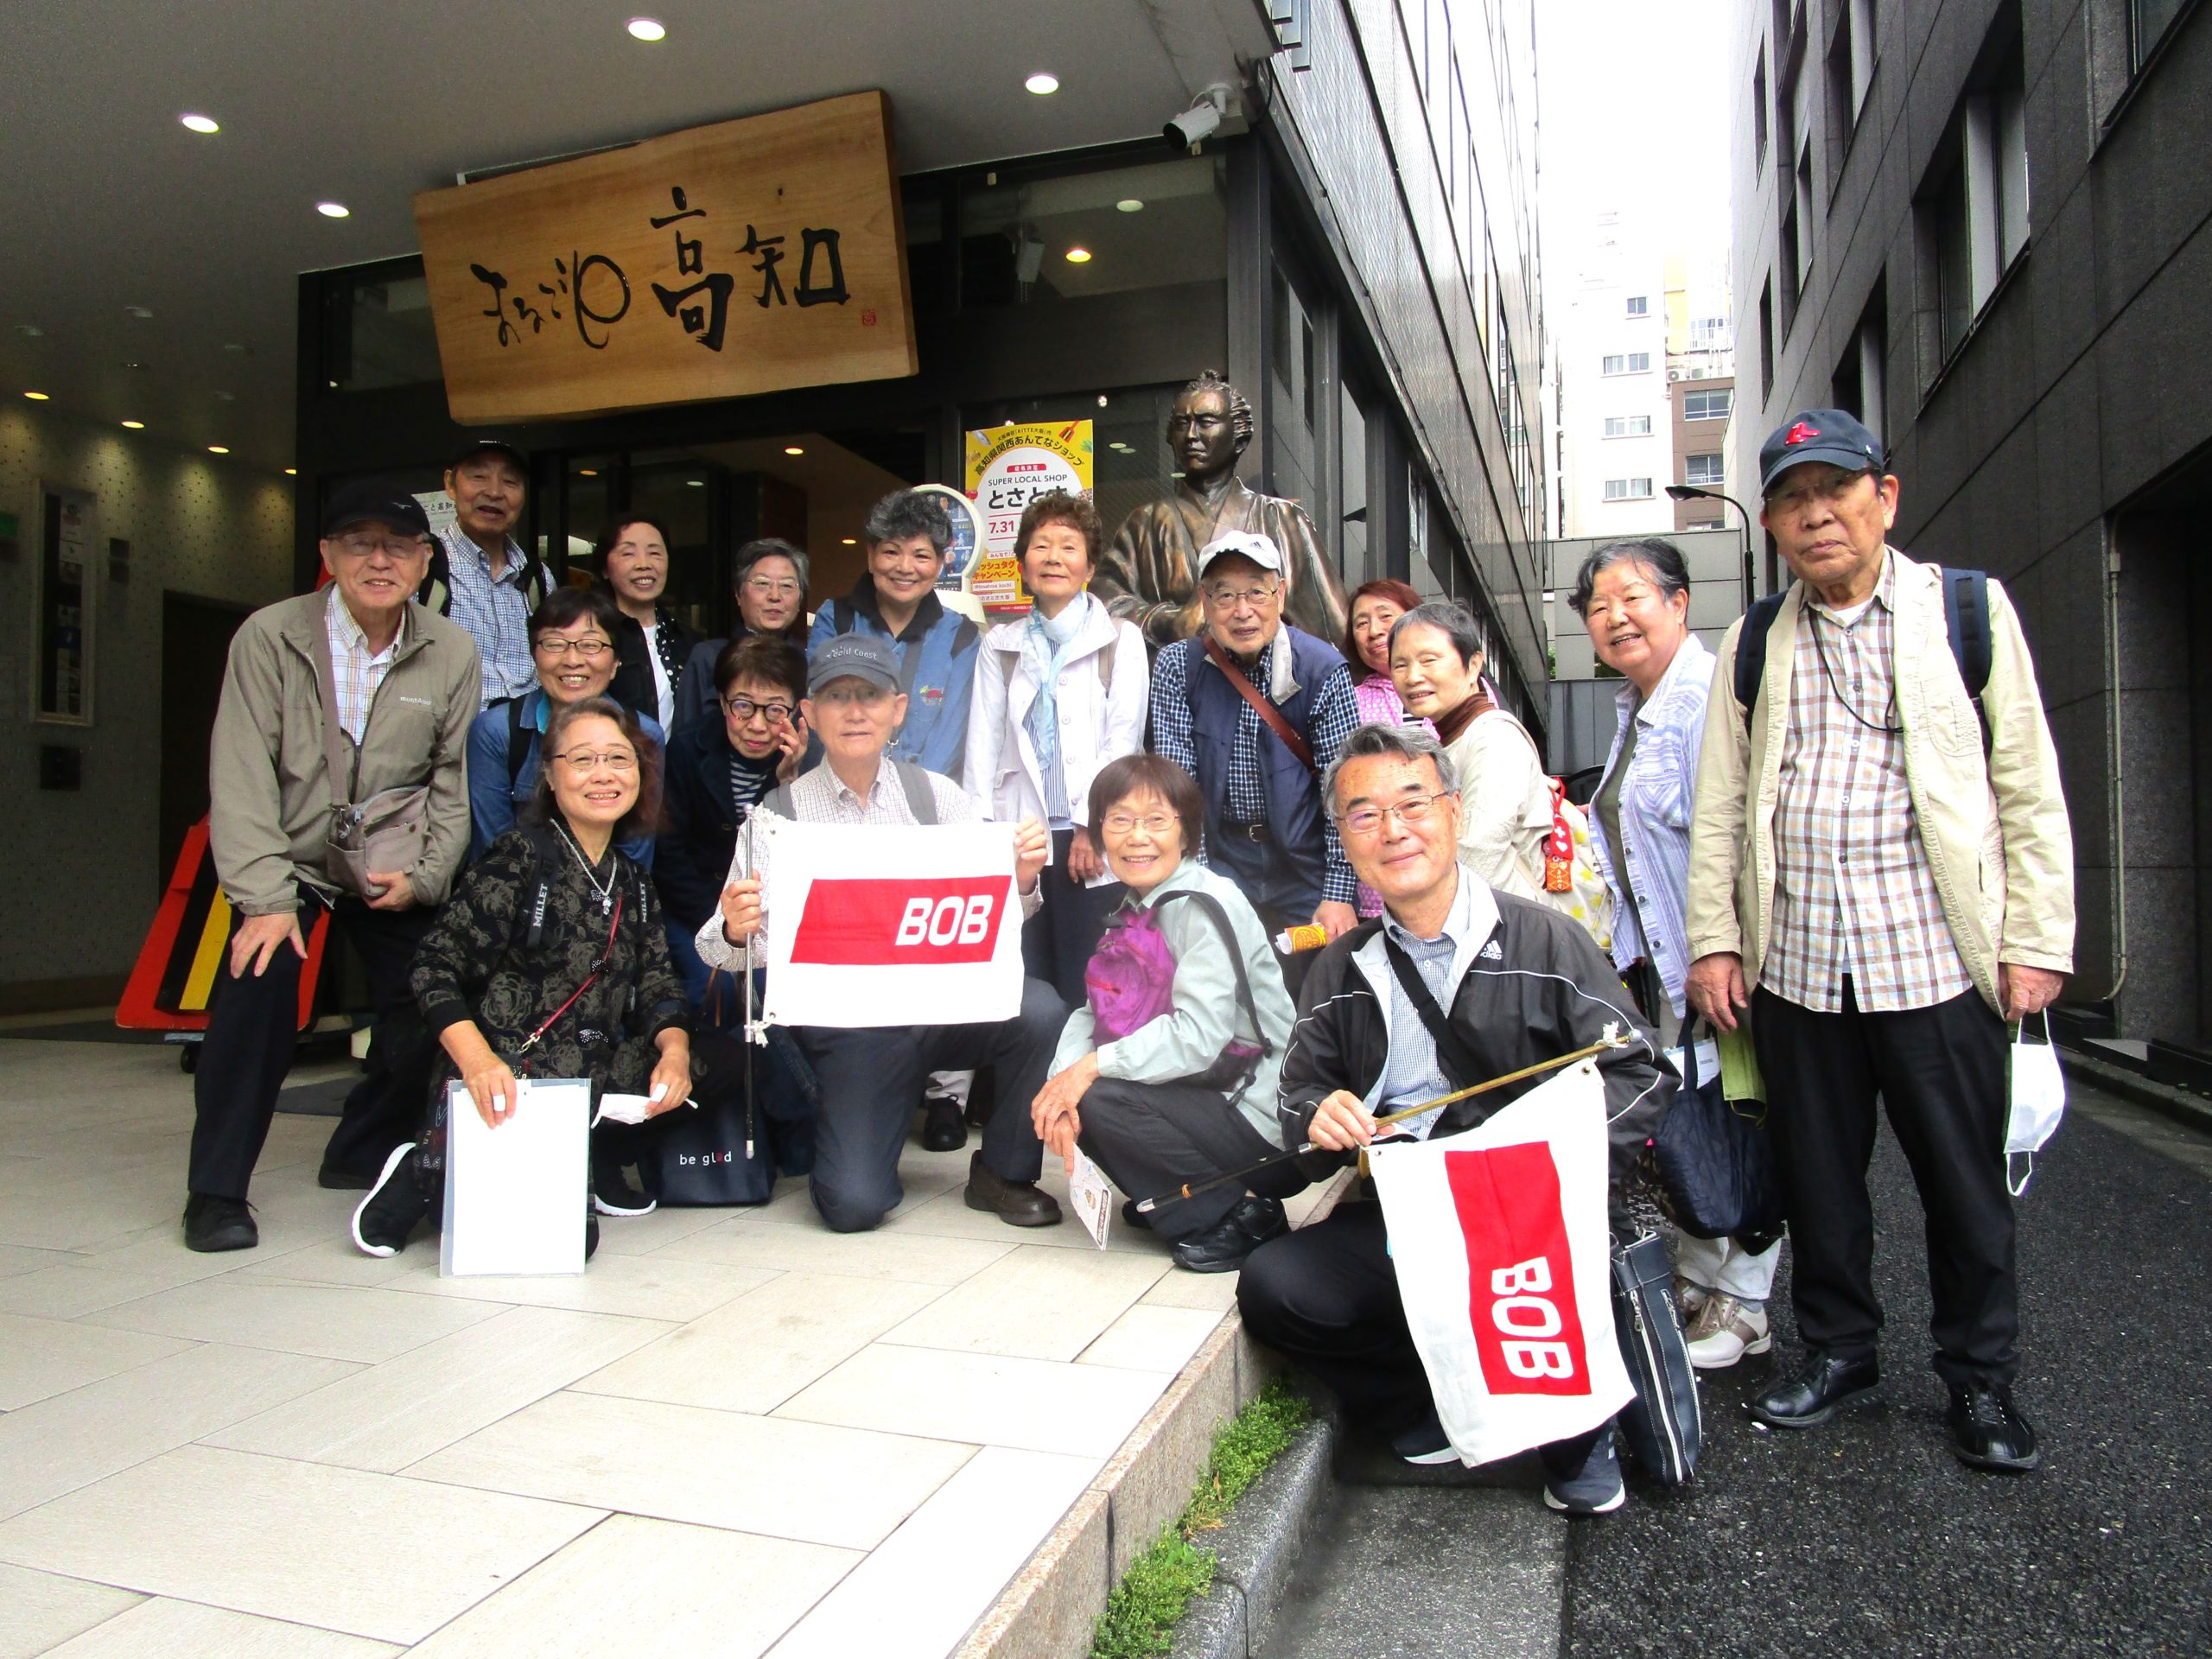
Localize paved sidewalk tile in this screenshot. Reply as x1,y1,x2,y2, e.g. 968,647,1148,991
41,1598,401,1657
79,1277,498,1363
0,1313,187,1412
0,1563,143,1657
879,1245,1169,1361
777,1344,1163,1458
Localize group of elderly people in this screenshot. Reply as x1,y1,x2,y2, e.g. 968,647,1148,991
182,401,2072,1511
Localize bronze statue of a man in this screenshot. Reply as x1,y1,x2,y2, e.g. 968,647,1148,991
1098,371,1350,646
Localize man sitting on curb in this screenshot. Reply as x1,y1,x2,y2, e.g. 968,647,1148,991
1236,722,1669,1516
701,634,1067,1232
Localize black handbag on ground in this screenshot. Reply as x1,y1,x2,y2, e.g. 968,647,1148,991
1611,1230,1700,1484
1649,1021,1783,1241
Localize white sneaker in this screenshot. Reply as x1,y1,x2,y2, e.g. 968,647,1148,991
1685,1294,1771,1370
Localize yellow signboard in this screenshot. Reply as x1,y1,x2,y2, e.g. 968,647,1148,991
414,93,917,423
963,421,1094,612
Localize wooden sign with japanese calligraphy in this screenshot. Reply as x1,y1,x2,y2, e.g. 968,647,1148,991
414,92,916,423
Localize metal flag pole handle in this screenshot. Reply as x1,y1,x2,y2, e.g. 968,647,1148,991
741,814,760,1162
1132,1027,1628,1215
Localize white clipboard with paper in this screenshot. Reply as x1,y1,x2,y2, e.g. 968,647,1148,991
440,1077,592,1277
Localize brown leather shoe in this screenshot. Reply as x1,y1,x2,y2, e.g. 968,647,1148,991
963,1152,1062,1227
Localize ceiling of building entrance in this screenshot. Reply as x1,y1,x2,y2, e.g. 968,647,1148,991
0,1,1269,468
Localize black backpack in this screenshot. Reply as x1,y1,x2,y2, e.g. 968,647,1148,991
1733,567,1993,752
418,539,555,620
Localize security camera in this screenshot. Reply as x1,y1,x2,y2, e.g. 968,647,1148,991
1164,85,1231,150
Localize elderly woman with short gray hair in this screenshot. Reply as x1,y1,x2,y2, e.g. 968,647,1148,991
1570,536,1778,1369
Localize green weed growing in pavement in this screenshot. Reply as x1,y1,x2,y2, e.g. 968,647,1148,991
1090,1381,1313,1659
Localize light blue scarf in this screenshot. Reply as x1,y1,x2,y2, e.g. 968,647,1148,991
1022,592,1091,778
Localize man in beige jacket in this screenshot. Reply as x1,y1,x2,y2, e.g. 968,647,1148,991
184,482,478,1253
1685,410,2073,1473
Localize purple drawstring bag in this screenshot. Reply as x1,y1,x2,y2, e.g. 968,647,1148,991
1083,890,1268,1098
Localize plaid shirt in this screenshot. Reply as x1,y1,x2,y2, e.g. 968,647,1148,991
323,585,401,746
1763,557,1974,1012
439,525,537,708
1151,635,1361,906
693,756,1040,966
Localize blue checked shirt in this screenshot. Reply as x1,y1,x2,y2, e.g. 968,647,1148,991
439,525,537,708
1151,635,1361,906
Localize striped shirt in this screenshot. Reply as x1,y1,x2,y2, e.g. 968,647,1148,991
324,584,400,746
439,525,537,708
1586,633,1713,1014
1763,557,1974,1012
693,756,1040,967
1150,635,1362,906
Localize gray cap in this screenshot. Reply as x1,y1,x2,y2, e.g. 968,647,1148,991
1195,530,1284,579
807,633,900,696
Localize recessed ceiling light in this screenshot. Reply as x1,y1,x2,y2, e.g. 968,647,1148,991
685,478,704,487
316,201,350,219
1065,247,1092,264
23,391,48,401
181,113,219,134
841,537,857,545
124,305,153,320
1096,394,1109,407
122,360,144,371
1025,73,1059,95
207,445,230,455
222,342,246,354
627,16,666,41
577,468,599,477
16,325,42,338
283,467,296,476
783,444,805,456
120,420,144,429
1116,199,1145,213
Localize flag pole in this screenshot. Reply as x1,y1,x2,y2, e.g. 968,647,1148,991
1131,1028,1629,1215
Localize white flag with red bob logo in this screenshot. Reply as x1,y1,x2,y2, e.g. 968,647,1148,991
1368,1060,1634,1467
760,819,1023,1028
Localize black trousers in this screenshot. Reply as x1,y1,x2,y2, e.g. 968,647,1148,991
1238,1200,1609,1478
796,977,1068,1233
1021,827,1126,1007
1751,980,2018,1387
1076,1077,1310,1243
188,890,437,1199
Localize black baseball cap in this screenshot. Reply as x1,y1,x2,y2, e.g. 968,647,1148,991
321,480,433,541
447,435,531,474
1758,409,1886,493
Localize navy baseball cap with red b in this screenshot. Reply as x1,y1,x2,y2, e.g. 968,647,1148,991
1758,409,1886,493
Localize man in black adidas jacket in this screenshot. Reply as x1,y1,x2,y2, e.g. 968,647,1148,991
1237,722,1669,1516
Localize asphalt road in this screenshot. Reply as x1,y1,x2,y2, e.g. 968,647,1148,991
1257,1084,2212,1658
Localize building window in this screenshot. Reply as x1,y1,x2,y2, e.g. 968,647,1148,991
1625,295,1649,316
1827,0,1877,154
1602,352,1651,375
1603,477,1655,501
1758,276,1775,401
1603,415,1653,437
1688,315,1730,352
1683,388,1733,421
2134,0,2191,71
1922,16,2030,362
1753,43,1770,168
1685,453,1726,486
1832,276,1888,440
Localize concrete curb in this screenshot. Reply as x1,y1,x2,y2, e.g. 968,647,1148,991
953,1170,1352,1659
1168,1408,1340,1659
2061,1047,2212,1137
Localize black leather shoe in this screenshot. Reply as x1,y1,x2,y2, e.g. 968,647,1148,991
963,1152,1061,1227
182,1193,257,1253
1948,1382,2040,1471
317,1163,374,1191
920,1099,969,1153
1171,1214,1260,1272
1229,1194,1288,1249
1748,1350,1881,1429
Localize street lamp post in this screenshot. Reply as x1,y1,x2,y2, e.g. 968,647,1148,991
1667,483,1757,609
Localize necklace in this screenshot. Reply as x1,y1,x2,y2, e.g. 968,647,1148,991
553,821,617,913
1807,607,1901,735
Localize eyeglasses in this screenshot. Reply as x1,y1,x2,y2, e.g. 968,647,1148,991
1100,812,1179,836
1203,584,1280,612
723,695,795,723
814,683,892,708
534,636,612,659
1341,791,1454,836
741,575,801,597
552,747,637,772
331,532,427,560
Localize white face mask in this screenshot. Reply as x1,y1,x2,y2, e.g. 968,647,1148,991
2004,1014,2067,1196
